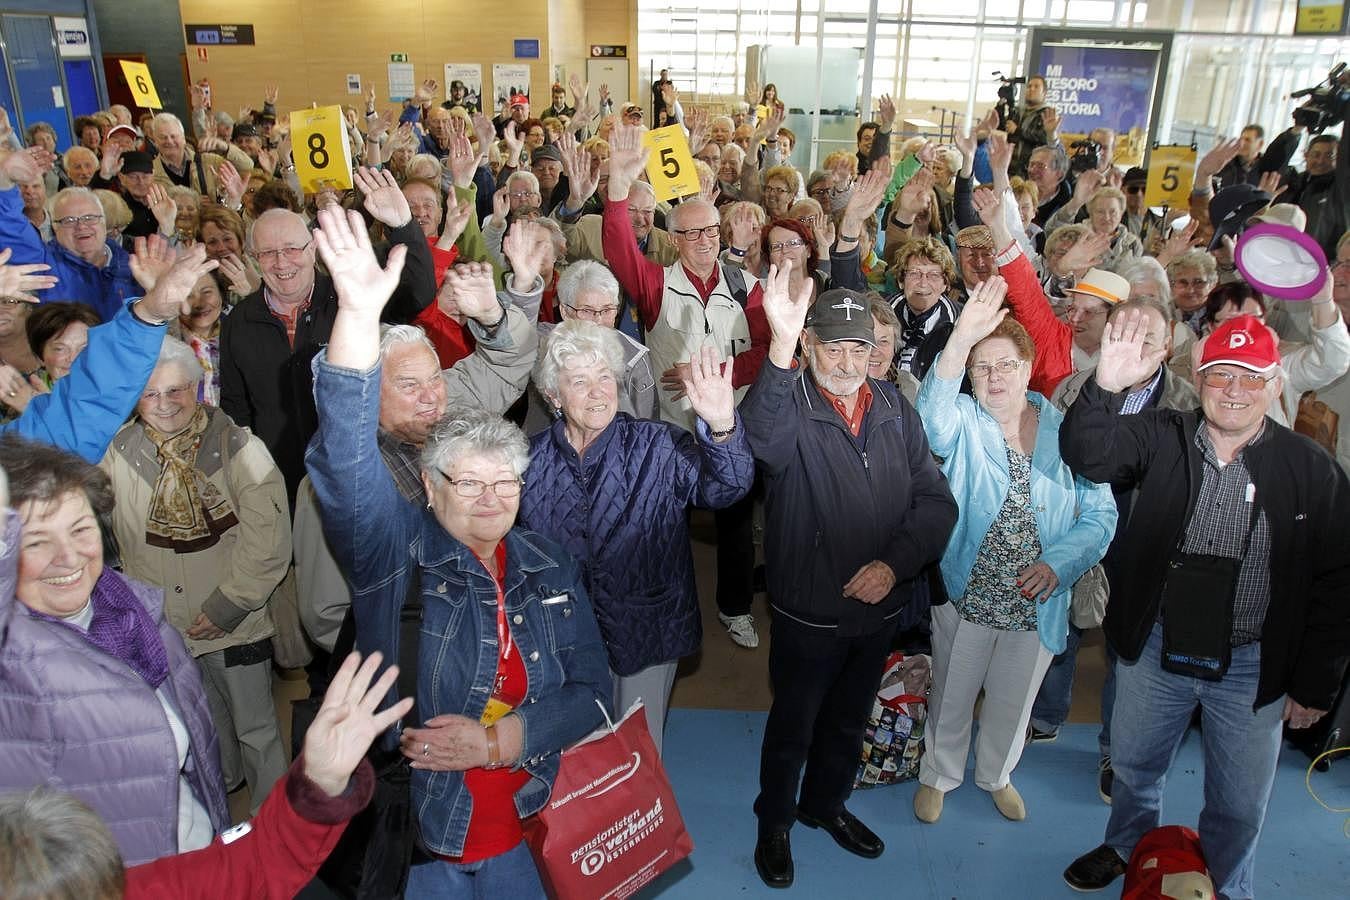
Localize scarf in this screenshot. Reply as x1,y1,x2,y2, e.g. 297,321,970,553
897,296,956,370
143,406,238,553
37,569,170,689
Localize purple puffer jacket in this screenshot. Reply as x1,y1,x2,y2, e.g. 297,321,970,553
0,512,229,866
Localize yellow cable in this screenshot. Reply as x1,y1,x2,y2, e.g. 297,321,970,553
1304,745,1350,839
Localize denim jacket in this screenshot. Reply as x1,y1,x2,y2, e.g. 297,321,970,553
305,354,612,857
916,355,1117,654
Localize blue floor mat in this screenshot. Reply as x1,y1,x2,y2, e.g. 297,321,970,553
644,710,1349,898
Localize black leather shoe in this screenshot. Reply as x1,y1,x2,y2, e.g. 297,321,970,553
796,808,884,859
754,830,794,888
1063,843,1127,892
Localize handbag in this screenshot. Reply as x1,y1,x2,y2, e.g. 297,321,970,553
1070,564,1110,630
1295,390,1339,455
855,652,930,787
523,702,694,900
267,565,313,670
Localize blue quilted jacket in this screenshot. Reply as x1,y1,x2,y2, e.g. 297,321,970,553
520,413,754,675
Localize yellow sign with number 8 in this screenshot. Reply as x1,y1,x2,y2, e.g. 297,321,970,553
642,124,700,202
119,60,162,109
289,105,354,193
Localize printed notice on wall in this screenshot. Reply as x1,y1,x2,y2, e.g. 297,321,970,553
387,62,415,101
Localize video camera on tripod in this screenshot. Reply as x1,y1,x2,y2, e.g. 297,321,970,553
1290,63,1350,134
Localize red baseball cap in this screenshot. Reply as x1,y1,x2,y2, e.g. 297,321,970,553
1198,315,1280,374
509,93,529,107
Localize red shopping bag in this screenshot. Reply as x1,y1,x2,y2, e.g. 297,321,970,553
523,702,694,899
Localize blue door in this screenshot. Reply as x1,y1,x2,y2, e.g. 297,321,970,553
2,15,73,150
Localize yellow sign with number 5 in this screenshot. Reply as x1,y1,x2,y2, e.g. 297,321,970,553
290,105,354,193
1144,145,1198,209
642,125,700,202
119,60,162,109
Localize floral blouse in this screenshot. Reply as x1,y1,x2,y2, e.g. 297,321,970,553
958,442,1042,632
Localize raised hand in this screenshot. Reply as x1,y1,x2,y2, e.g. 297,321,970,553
353,166,412,228
558,131,598,209
916,141,938,167
683,345,736,432
685,107,709,155
447,133,478,189
502,121,524,166
841,166,889,238
568,72,587,105
1195,137,1241,187
489,186,510,227
0,363,39,413
1041,106,1062,137
440,262,503,325
263,84,279,106
98,140,123,179
217,252,260,296
365,84,377,113
1072,168,1104,206
197,135,228,156
0,148,40,188
312,205,407,316
256,146,278,174
1061,230,1111,274
189,83,208,111
1153,218,1199,268
471,113,496,159
660,82,678,109
949,274,1009,348
130,233,178,291
599,83,611,107
877,94,897,131
0,248,56,302
728,203,761,252
976,107,1000,139
303,651,414,797
986,130,1012,180
763,260,814,364
146,183,178,232
896,167,936,223
954,127,978,177
606,118,650,201
1257,169,1286,203
502,220,550,287
437,189,473,250
1096,306,1167,392
135,244,219,324
414,79,439,106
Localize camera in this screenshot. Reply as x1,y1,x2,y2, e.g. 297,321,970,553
1290,63,1350,134
993,72,1026,131
1069,139,1102,175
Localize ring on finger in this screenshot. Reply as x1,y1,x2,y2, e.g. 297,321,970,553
422,742,430,756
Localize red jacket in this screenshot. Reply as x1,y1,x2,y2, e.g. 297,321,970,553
126,758,374,899
994,241,1074,397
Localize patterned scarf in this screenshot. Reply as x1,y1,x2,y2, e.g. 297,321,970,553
143,406,238,553
897,296,956,371
36,569,169,688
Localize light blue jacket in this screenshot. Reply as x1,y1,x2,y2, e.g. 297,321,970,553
916,355,1117,653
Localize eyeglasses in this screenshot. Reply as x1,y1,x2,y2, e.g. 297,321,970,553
627,206,655,219
141,384,194,403
564,303,620,321
440,476,523,498
904,269,946,283
769,238,805,253
1125,184,1146,194
508,190,540,200
1201,370,1273,390
968,358,1025,379
1172,277,1212,289
1027,161,1051,173
54,213,104,228
764,186,793,196
252,241,312,263
672,224,721,241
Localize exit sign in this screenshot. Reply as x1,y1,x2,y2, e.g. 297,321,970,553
390,53,409,62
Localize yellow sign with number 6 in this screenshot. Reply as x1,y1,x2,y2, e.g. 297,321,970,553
290,105,354,193
642,125,700,202
119,60,162,109
1144,145,1198,209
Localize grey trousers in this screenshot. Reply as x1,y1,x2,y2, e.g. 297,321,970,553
196,649,288,812
612,660,679,756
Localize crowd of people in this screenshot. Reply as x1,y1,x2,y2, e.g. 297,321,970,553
0,63,1346,900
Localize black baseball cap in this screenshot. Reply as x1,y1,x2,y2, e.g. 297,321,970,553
806,288,876,346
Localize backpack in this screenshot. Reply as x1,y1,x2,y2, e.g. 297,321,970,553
1294,390,1339,455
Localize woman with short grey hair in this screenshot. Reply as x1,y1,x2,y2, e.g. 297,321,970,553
520,320,755,753
100,334,291,814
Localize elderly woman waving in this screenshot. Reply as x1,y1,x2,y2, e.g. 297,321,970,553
305,206,610,895
912,276,1116,826
520,321,754,753
100,335,291,811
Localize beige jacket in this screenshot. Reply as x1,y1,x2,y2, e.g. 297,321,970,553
560,214,679,267
153,144,254,199
100,408,291,657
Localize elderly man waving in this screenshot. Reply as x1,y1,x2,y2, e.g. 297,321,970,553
1060,310,1350,899
741,263,957,888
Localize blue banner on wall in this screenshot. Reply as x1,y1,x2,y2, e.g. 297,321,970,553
1038,44,1162,141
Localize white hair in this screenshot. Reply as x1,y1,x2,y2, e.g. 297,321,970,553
378,323,438,363
151,111,184,138
506,170,540,194
533,319,625,399
156,335,206,384
669,198,716,232
556,260,619,308
50,185,99,218
1116,256,1173,314
404,153,443,182
421,409,529,482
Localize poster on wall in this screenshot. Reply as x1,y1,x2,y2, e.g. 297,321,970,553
53,17,91,58
491,63,531,114
1031,34,1169,167
444,64,483,114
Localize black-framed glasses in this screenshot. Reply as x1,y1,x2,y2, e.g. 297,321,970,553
672,224,721,241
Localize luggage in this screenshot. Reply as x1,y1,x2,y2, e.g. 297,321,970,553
1287,666,1350,771
1122,825,1213,900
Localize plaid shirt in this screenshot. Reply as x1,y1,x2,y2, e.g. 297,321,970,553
377,430,427,505
1181,424,1272,645
1120,367,1164,416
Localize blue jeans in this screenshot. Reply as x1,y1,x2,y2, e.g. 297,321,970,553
1104,624,1284,900
1029,623,1116,757
406,841,546,899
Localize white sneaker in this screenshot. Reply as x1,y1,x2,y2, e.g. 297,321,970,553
718,613,759,648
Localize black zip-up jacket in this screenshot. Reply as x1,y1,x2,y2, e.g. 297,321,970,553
741,360,957,637
220,218,434,504
1060,378,1350,710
